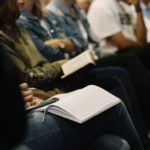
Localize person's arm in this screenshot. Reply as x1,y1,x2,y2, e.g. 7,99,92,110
110,1,147,49
0,32,63,88
131,0,147,44
109,32,141,49
19,19,65,62
88,1,146,50
44,38,76,53
27,29,65,62
19,83,43,108
5,46,62,87
43,12,87,53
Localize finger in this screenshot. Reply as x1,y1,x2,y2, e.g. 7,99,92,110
19,83,29,90
24,102,31,109
31,98,43,106
22,90,33,97
24,95,34,102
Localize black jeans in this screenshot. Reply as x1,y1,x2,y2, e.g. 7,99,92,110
50,66,148,145
96,51,150,127
60,67,147,144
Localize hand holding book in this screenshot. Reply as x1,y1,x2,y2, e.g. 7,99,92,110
61,50,96,78
31,85,120,123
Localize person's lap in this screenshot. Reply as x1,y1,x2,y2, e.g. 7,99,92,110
23,103,142,150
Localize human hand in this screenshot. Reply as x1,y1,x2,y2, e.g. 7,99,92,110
44,39,62,48
60,39,76,53
19,83,33,103
19,83,43,108
56,59,69,65
45,39,76,53
24,97,43,109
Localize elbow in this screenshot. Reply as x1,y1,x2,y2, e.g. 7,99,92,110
138,38,147,45
117,43,130,50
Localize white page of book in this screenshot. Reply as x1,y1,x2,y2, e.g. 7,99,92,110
42,85,121,123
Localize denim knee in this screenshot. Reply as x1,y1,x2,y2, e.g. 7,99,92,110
89,134,130,150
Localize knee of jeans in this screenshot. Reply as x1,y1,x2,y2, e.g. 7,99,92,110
97,134,130,150
120,138,130,150
115,101,126,113
112,102,130,121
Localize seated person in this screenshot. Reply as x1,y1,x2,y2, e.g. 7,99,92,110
0,0,149,147
18,0,82,62
45,0,150,132
19,82,138,150
38,0,150,145
88,0,150,66
0,44,133,150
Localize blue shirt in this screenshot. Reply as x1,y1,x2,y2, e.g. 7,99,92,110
47,0,102,58
18,9,65,62
43,10,86,57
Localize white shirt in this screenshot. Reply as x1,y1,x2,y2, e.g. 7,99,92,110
87,0,137,54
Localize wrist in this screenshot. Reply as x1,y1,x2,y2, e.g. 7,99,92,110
59,41,65,49
135,3,142,12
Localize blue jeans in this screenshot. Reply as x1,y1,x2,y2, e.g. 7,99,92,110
23,103,143,150
63,67,147,142
43,66,148,144
88,134,130,150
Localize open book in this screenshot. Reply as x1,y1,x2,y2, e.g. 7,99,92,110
34,85,120,123
61,50,96,78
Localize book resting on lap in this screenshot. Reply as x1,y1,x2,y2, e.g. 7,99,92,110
28,85,121,123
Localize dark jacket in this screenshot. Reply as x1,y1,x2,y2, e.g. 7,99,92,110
0,25,62,88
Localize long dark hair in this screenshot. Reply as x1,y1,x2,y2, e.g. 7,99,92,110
32,0,43,19
0,0,21,41
0,42,26,149
0,0,20,29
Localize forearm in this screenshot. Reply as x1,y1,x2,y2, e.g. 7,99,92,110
134,4,147,44
60,39,76,52
25,62,62,88
45,39,76,53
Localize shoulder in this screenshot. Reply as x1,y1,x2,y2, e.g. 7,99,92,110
88,0,118,19
47,4,64,16
18,15,33,29
89,0,116,11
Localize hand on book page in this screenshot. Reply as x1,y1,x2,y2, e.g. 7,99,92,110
61,50,96,78
34,85,121,123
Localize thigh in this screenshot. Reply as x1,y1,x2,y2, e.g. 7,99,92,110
23,112,63,150
96,53,150,118
118,43,150,70
23,103,143,150
132,44,150,70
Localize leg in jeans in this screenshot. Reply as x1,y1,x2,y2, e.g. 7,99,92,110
23,103,143,150
88,134,130,150
74,67,148,145
118,43,150,71
96,54,150,126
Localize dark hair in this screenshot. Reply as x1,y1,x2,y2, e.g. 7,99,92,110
0,0,22,42
0,0,20,29
33,0,43,19
0,42,26,149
